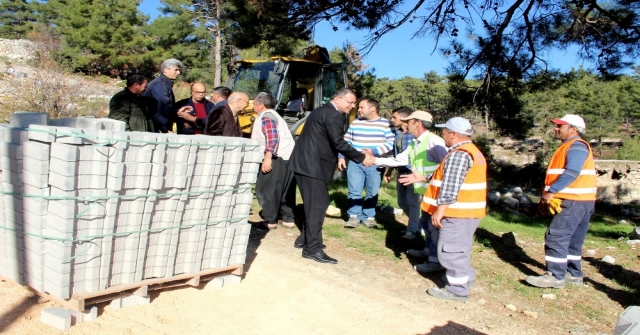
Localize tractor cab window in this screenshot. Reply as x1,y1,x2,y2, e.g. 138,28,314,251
321,65,345,105
230,62,282,98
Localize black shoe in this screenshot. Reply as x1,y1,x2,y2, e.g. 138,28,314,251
294,242,326,249
402,231,417,240
302,250,337,264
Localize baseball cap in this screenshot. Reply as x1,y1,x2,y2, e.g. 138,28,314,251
435,117,473,136
400,110,433,123
550,114,586,131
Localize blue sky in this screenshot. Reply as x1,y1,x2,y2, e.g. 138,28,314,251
137,1,626,79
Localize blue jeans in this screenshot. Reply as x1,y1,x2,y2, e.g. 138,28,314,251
346,160,384,221
396,175,421,233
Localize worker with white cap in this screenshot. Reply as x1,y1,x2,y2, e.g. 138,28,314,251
526,114,596,288
422,116,487,301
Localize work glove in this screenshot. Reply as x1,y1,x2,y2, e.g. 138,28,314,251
547,198,563,215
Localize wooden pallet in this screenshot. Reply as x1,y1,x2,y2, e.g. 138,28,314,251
3,264,243,312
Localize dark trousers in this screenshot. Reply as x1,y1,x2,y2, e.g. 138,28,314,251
255,157,296,223
294,173,329,253
544,199,594,279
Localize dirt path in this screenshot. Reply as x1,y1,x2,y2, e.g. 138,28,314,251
0,218,581,335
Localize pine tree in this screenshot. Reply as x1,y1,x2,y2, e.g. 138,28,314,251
0,0,38,38
53,0,149,74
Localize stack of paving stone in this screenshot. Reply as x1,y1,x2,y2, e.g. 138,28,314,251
0,112,260,301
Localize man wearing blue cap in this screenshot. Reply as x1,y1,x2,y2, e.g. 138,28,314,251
422,117,487,302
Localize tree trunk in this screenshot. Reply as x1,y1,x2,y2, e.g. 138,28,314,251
213,0,222,86
484,108,489,136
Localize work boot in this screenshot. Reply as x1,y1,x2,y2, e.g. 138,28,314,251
565,272,584,286
362,217,377,228
344,215,360,228
402,231,417,240
414,261,445,273
427,287,468,302
525,271,565,288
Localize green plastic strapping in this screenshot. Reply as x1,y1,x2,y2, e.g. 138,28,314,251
0,185,251,201
21,126,260,148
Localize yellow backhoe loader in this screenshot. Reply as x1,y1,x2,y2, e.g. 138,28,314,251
225,46,354,137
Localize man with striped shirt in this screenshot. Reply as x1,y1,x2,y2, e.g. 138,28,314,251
339,98,395,228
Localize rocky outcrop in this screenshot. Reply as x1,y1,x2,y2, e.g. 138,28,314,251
596,160,640,205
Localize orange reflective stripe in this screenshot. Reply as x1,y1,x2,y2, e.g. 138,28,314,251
421,143,487,218
544,139,597,201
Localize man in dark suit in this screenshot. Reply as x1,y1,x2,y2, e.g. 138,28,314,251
288,88,374,264
203,92,248,137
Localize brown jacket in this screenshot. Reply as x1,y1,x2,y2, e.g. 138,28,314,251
204,103,242,137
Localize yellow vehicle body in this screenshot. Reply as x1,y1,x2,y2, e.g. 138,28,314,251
226,46,350,137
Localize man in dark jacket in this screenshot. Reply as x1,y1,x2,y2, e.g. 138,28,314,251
108,74,156,132
175,82,215,134
204,92,248,137
288,88,374,264
143,58,183,133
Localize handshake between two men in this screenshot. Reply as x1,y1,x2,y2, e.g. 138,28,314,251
337,149,376,171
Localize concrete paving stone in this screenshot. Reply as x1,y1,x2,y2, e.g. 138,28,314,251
71,306,98,324
76,200,107,219
164,163,188,176
233,192,253,205
8,170,24,186
217,173,239,186
219,163,241,176
110,132,130,150
222,151,243,165
48,171,77,190
77,174,107,189
241,162,260,174
166,149,190,163
109,297,123,310
2,141,23,160
80,129,114,146
48,118,76,127
233,204,251,217
10,112,48,127
204,276,224,289
123,175,150,189
27,125,56,143
232,234,250,246
53,126,85,144
124,148,153,163
22,140,50,159
23,209,47,229
74,117,103,130
24,272,44,292
123,162,152,176
78,146,110,162
23,196,48,216
164,175,189,188
49,142,79,161
0,124,11,142
100,118,126,132
40,307,72,331
22,170,49,188
107,161,125,177
107,175,123,191
128,133,158,149
21,158,49,175
78,161,108,175
244,151,265,164
0,156,21,174
152,149,166,164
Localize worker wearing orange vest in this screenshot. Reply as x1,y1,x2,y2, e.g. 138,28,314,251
526,114,597,289
421,117,487,302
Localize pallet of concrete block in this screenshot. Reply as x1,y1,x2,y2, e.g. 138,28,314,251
0,112,263,309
